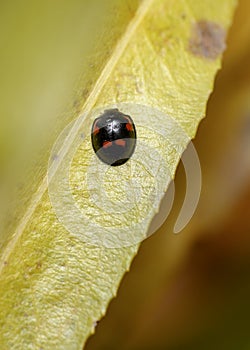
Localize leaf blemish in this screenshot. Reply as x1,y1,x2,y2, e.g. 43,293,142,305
52,153,59,161
189,20,226,60
93,320,100,328
36,261,42,269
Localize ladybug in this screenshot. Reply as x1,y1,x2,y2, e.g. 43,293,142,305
91,108,137,166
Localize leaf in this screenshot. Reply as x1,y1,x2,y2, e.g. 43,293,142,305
84,3,250,344
0,0,237,349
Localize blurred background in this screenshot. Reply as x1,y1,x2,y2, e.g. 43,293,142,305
85,1,250,349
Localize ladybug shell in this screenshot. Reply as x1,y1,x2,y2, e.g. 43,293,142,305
91,108,136,166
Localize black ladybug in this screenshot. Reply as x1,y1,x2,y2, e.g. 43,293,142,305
91,108,137,166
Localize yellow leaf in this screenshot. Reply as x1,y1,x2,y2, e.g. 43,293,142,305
0,0,237,349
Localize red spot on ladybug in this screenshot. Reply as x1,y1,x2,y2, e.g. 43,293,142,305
115,139,126,147
93,126,99,135
103,141,112,148
91,108,136,166
126,123,133,131
93,121,100,135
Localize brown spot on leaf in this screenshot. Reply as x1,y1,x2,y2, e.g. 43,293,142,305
36,261,42,269
93,320,100,328
189,20,226,60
